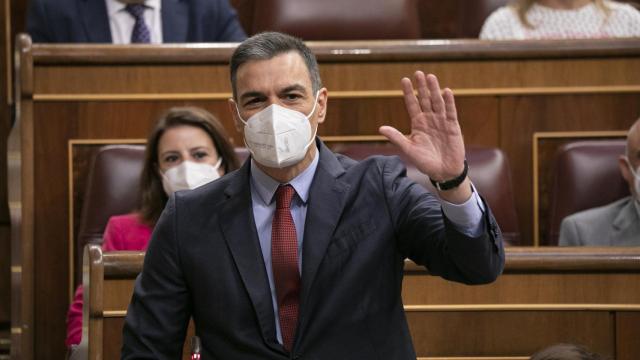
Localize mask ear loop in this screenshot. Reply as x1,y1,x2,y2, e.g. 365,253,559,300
212,157,223,170
301,91,321,151
233,101,261,160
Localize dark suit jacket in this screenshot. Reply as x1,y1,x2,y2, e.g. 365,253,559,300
122,140,504,359
27,0,247,43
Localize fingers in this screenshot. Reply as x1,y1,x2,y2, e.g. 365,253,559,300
426,74,445,114
379,125,412,154
401,77,422,119
415,71,432,114
443,88,458,122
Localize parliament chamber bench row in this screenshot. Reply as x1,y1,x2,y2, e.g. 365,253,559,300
9,38,640,359
76,138,630,285
74,245,640,360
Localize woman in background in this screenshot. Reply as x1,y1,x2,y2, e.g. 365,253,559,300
65,106,240,348
480,0,640,40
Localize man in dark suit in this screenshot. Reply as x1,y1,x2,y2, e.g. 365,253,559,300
122,32,504,359
27,0,246,43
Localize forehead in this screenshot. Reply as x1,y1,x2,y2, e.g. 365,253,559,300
158,126,214,151
235,51,313,94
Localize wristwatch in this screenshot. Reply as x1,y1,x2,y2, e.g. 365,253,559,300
429,160,468,191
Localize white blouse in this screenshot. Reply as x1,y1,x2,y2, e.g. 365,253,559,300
480,1,640,40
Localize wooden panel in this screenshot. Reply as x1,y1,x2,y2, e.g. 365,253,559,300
0,0,13,340
12,40,640,359
88,247,640,360
499,93,640,246
616,312,640,360
534,133,627,246
403,273,640,305
33,64,231,95
103,317,125,360
407,311,614,357
103,279,136,312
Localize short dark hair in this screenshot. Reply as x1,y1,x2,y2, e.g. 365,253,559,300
138,107,240,225
229,32,322,99
530,344,605,360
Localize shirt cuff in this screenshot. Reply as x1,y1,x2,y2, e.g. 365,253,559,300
438,183,486,238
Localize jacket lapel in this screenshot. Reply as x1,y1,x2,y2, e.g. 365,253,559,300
79,0,112,42
296,141,350,338
161,0,189,42
218,162,285,354
609,198,640,246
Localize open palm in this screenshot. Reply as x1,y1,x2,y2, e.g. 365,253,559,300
379,71,466,182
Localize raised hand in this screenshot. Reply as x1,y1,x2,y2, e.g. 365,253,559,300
379,71,471,202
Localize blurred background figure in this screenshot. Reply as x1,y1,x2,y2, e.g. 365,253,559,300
530,343,605,360
559,118,640,246
27,0,247,43
480,0,640,39
65,107,240,348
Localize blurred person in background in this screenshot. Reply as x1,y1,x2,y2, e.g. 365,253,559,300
27,0,247,43
65,107,240,348
480,0,640,39
530,343,605,360
559,118,640,246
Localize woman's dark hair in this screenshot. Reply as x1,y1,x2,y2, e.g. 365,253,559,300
138,106,240,225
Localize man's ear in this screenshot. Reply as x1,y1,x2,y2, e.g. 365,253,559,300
228,98,244,133
619,155,632,184
316,88,329,124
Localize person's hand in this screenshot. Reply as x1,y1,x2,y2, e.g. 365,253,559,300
379,71,471,203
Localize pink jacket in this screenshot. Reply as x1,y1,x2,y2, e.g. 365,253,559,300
65,213,152,347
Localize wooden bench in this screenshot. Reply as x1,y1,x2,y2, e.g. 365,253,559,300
75,245,640,360
10,37,640,358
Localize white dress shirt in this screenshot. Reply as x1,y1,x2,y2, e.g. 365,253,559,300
105,0,163,44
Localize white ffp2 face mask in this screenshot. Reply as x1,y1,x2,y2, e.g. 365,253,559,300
161,158,222,195
235,92,319,169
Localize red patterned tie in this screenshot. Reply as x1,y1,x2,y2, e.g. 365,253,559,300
272,185,300,352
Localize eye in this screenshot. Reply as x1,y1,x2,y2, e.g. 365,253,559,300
163,154,179,163
243,96,266,108
283,93,302,102
192,150,210,160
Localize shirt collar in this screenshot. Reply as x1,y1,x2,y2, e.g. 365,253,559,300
250,146,320,206
105,0,161,17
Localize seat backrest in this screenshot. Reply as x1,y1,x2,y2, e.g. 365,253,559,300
333,143,520,245
75,145,252,285
418,0,508,38
76,145,146,284
545,140,629,245
251,0,421,40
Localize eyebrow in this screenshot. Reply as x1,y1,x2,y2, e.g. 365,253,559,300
280,84,307,95
239,83,309,102
159,146,213,157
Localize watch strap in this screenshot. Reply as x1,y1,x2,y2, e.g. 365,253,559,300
429,160,469,191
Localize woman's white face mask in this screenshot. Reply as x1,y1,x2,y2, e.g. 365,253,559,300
235,92,319,169
161,158,222,195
